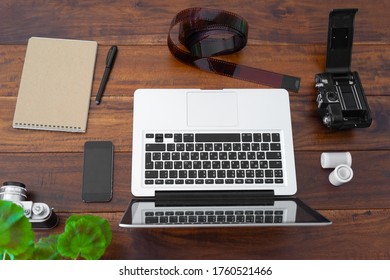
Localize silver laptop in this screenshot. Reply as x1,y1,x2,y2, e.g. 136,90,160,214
119,89,331,227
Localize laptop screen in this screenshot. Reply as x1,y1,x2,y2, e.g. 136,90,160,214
119,197,331,228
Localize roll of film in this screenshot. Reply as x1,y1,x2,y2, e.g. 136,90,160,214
321,152,352,168
321,152,353,186
329,164,354,186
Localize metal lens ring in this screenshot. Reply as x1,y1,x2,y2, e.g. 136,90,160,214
0,181,27,201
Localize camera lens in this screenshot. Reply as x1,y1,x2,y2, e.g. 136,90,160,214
0,181,27,201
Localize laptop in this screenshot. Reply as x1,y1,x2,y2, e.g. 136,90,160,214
119,89,331,227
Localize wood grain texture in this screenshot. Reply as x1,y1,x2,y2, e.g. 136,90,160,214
1,0,390,260
1,45,390,97
34,210,390,260
0,1,389,45
1,151,389,211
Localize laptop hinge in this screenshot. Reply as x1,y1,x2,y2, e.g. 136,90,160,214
155,190,275,207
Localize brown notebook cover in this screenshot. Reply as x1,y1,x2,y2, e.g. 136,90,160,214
13,37,97,132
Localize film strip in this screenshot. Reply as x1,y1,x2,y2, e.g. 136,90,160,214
168,7,301,92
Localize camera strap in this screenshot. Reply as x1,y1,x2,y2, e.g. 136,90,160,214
167,7,300,92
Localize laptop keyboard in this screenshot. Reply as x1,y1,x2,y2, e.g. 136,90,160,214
144,209,285,224
143,132,284,186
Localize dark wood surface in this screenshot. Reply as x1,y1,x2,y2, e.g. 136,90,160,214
1,1,390,259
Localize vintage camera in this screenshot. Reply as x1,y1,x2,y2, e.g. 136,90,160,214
315,9,372,129
0,181,59,229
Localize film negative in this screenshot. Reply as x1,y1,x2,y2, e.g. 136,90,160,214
168,8,301,92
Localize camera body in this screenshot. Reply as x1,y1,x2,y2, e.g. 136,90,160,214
315,71,371,129
0,181,59,229
315,9,372,129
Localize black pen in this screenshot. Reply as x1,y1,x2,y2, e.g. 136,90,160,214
95,45,118,105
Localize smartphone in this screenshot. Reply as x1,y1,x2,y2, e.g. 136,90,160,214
82,141,113,202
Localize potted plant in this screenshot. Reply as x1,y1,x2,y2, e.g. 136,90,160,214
0,200,112,260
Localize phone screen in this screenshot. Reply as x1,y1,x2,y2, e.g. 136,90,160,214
82,141,113,202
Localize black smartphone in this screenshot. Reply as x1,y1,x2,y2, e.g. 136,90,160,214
82,141,113,202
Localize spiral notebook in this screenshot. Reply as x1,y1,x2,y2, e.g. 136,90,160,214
13,37,98,133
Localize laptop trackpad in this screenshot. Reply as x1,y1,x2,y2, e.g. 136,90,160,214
187,91,238,127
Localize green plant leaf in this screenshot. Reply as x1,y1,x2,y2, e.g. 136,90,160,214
57,215,112,260
0,200,35,259
33,234,62,260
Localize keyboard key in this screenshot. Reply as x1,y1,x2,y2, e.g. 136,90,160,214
253,133,262,142
255,216,264,223
270,143,281,151
155,134,164,142
214,143,222,151
263,133,271,142
195,143,204,151
160,170,168,178
179,170,187,179
174,134,182,142
145,171,158,178
261,143,270,151
217,170,226,178
266,152,282,159
176,144,185,151
167,144,175,151
271,133,280,142
186,143,194,151
195,133,240,142
207,170,216,178
183,133,194,142
241,133,252,142
205,143,213,151
146,143,165,151
146,133,154,138
145,217,159,224
188,216,197,223
269,161,282,168
145,153,153,169
152,152,161,160
223,143,232,151
198,216,207,222
274,216,283,223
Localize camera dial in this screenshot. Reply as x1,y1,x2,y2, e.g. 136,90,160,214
326,92,338,102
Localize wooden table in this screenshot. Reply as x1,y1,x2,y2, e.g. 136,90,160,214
1,1,389,259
